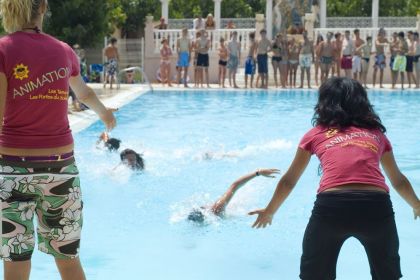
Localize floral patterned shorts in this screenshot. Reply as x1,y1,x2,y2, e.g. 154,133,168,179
0,158,82,261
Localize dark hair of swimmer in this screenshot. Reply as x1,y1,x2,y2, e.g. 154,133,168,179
188,209,205,223
105,138,121,151
120,149,145,170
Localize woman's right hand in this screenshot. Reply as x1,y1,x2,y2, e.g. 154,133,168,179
414,205,420,220
249,208,274,228
100,108,117,131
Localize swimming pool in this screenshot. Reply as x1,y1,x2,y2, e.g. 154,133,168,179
3,89,420,279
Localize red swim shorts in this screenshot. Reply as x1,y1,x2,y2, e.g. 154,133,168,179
341,56,352,69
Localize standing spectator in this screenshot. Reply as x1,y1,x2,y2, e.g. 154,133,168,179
299,31,314,88
193,31,201,87
352,29,365,82
227,31,241,88
155,17,168,30
193,15,204,30
341,30,354,78
271,34,282,88
176,28,192,88
414,32,420,88
0,1,116,279
226,20,236,29
406,31,417,88
245,32,258,88
279,34,290,88
332,32,342,77
358,36,373,88
205,13,215,30
288,37,300,88
160,38,173,87
218,38,228,88
389,32,399,89
314,34,324,86
256,29,272,89
392,32,408,90
373,28,389,88
196,30,210,88
103,37,120,89
318,32,334,84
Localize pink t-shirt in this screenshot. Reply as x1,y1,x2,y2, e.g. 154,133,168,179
0,32,79,149
299,125,392,193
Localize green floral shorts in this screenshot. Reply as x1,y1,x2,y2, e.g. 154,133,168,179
0,158,82,261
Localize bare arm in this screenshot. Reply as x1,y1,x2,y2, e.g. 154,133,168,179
250,148,311,228
69,75,116,131
0,73,7,132
211,168,280,215
381,151,420,218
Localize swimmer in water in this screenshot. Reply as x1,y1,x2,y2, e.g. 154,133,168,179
120,148,145,171
97,132,121,151
188,168,280,223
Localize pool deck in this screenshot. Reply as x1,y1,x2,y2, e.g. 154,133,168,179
69,82,419,133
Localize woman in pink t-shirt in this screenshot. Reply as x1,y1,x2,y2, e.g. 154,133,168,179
250,77,420,280
0,1,116,279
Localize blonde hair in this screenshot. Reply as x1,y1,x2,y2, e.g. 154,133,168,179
0,0,45,33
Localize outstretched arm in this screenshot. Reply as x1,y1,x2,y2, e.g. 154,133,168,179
249,148,311,228
211,168,280,215
381,151,420,219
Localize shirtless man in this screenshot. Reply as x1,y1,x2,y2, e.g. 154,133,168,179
245,32,258,88
414,32,420,88
318,32,335,83
176,28,192,88
373,28,389,88
352,29,365,81
227,31,241,88
341,30,354,78
389,32,399,89
196,29,210,88
332,32,343,76
103,37,120,89
406,31,418,88
299,31,314,88
256,29,272,88
218,38,228,88
392,32,409,90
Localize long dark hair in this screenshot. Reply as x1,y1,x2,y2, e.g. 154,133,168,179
312,77,386,132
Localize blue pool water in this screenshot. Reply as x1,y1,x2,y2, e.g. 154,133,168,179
4,89,420,279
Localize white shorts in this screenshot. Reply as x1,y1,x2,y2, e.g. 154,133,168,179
352,56,362,73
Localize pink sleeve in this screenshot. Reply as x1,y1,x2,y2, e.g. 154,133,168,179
299,128,316,154
0,49,5,74
68,47,80,77
382,134,392,153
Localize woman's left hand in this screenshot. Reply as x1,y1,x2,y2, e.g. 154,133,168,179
414,205,420,220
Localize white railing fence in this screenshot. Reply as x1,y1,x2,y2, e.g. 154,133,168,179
326,17,417,28
153,28,255,54
168,18,255,29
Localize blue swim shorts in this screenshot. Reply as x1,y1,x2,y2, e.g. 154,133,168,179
177,52,190,68
245,56,256,75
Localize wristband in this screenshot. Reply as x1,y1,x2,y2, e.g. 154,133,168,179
256,170,260,176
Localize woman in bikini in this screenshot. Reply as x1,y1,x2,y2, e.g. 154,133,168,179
271,34,282,88
160,38,173,87
288,37,300,88
314,34,324,86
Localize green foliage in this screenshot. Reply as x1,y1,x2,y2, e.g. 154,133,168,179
327,0,419,17
45,0,109,47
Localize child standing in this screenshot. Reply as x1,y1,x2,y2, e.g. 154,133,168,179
256,29,272,89
218,38,228,88
245,32,257,88
176,28,192,87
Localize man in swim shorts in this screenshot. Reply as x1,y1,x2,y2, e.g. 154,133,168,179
341,30,354,78
245,32,257,88
299,31,314,88
318,32,334,83
373,28,389,88
392,32,408,90
256,29,272,88
176,28,192,88
104,37,120,89
227,31,241,88
187,169,280,223
352,29,364,82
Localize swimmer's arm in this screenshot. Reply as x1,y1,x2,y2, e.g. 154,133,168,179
381,151,420,216
250,148,311,228
70,75,116,131
0,73,7,133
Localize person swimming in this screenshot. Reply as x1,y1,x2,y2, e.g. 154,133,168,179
97,132,121,151
120,148,145,171
187,168,280,223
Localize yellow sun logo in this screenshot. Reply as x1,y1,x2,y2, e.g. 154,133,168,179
13,64,30,80
325,128,339,138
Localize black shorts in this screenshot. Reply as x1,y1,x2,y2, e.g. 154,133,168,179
197,53,209,67
272,56,282,63
257,54,268,74
300,191,402,280
406,55,414,72
219,60,227,66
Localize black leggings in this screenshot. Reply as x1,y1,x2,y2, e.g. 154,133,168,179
300,191,402,280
